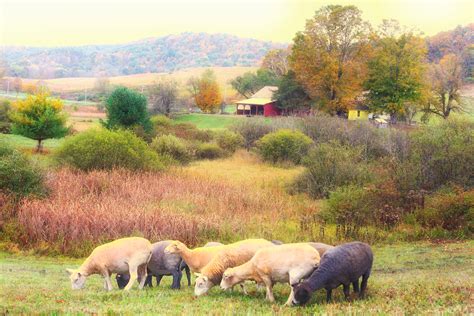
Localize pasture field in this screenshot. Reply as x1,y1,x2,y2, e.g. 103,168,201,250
0,241,472,315
9,66,257,95
173,113,242,129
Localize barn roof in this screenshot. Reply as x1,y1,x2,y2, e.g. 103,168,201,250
235,86,278,105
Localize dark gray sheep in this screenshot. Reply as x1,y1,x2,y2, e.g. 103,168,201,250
116,240,190,289
292,242,373,305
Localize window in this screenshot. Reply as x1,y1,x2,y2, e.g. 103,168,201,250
357,110,360,117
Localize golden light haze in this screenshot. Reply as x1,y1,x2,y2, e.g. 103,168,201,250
0,0,472,46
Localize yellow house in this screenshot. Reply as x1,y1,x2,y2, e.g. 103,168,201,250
348,104,369,120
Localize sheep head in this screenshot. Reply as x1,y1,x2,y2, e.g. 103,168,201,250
164,240,186,254
292,282,313,305
220,268,238,290
66,268,86,290
194,273,213,296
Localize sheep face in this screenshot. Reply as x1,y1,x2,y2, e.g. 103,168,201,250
220,269,238,290
66,269,86,290
292,283,312,305
164,241,184,254
194,274,213,296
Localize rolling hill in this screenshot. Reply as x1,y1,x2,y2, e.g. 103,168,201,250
2,33,286,79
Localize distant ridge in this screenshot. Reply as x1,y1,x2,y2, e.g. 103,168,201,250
1,32,287,79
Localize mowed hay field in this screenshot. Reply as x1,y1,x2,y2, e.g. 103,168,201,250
16,66,257,94
0,241,472,315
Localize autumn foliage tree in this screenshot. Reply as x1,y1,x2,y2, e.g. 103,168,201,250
9,92,69,152
365,22,427,121
290,5,371,115
188,69,222,113
261,48,290,77
423,54,465,119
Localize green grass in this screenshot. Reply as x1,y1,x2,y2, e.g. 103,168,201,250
173,113,243,129
0,241,472,314
0,134,63,150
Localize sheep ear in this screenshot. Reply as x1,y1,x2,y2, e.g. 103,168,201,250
66,268,75,275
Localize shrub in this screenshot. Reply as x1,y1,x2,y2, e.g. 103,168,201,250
231,118,273,149
0,100,12,133
0,142,46,198
171,123,214,142
214,130,244,155
151,115,173,128
415,187,474,232
320,185,372,238
256,129,313,164
54,129,163,171
292,142,371,198
195,143,225,160
151,135,192,164
407,119,474,191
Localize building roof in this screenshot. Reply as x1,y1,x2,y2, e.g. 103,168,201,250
235,86,278,106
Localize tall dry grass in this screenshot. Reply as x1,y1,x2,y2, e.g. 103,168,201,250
16,168,297,256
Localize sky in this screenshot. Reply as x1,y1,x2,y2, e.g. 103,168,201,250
0,0,472,47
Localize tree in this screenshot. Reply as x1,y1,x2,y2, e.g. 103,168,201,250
365,21,427,122
9,92,69,152
188,70,222,113
274,71,312,113
290,5,371,115
148,80,179,116
94,77,111,95
261,48,290,77
230,69,279,98
103,86,152,132
423,54,464,119
12,77,22,96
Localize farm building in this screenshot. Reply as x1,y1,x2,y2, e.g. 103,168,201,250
236,86,281,117
348,104,370,120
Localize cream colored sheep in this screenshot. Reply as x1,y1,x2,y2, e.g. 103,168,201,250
66,237,152,291
308,242,334,257
220,243,320,305
164,240,226,273
194,238,275,296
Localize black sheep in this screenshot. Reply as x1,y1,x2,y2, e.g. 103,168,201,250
292,241,373,305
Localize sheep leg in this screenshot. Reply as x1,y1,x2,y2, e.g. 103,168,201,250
263,278,275,303
343,283,351,301
352,280,360,294
360,271,370,299
284,286,295,306
102,270,113,291
171,270,182,289
144,274,153,287
137,264,148,290
156,275,164,286
184,265,191,287
326,289,332,303
240,284,248,295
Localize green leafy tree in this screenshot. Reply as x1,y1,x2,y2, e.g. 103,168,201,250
230,69,279,98
365,21,427,122
103,86,152,132
274,71,312,112
9,92,69,152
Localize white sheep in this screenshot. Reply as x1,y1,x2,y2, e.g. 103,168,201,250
66,237,152,291
220,243,320,306
194,238,275,296
164,240,226,273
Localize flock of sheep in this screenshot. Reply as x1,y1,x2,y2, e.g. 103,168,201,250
66,237,373,306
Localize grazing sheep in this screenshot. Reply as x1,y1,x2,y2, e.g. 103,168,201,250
116,240,191,290
194,238,275,296
308,242,334,257
292,242,373,305
164,241,226,273
66,237,152,291
178,241,224,284
220,243,320,305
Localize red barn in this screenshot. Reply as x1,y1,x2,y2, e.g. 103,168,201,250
235,86,281,117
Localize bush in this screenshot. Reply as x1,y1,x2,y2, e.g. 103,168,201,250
407,119,474,191
214,130,244,155
195,143,225,160
0,100,12,133
231,118,273,149
292,142,371,198
0,142,46,198
171,123,214,142
256,129,313,164
54,129,164,171
151,115,173,128
320,185,372,237
151,135,192,164
415,187,474,232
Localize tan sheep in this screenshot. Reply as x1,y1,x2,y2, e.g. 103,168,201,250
220,243,320,305
194,238,275,296
66,237,152,291
308,242,335,257
164,240,226,273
